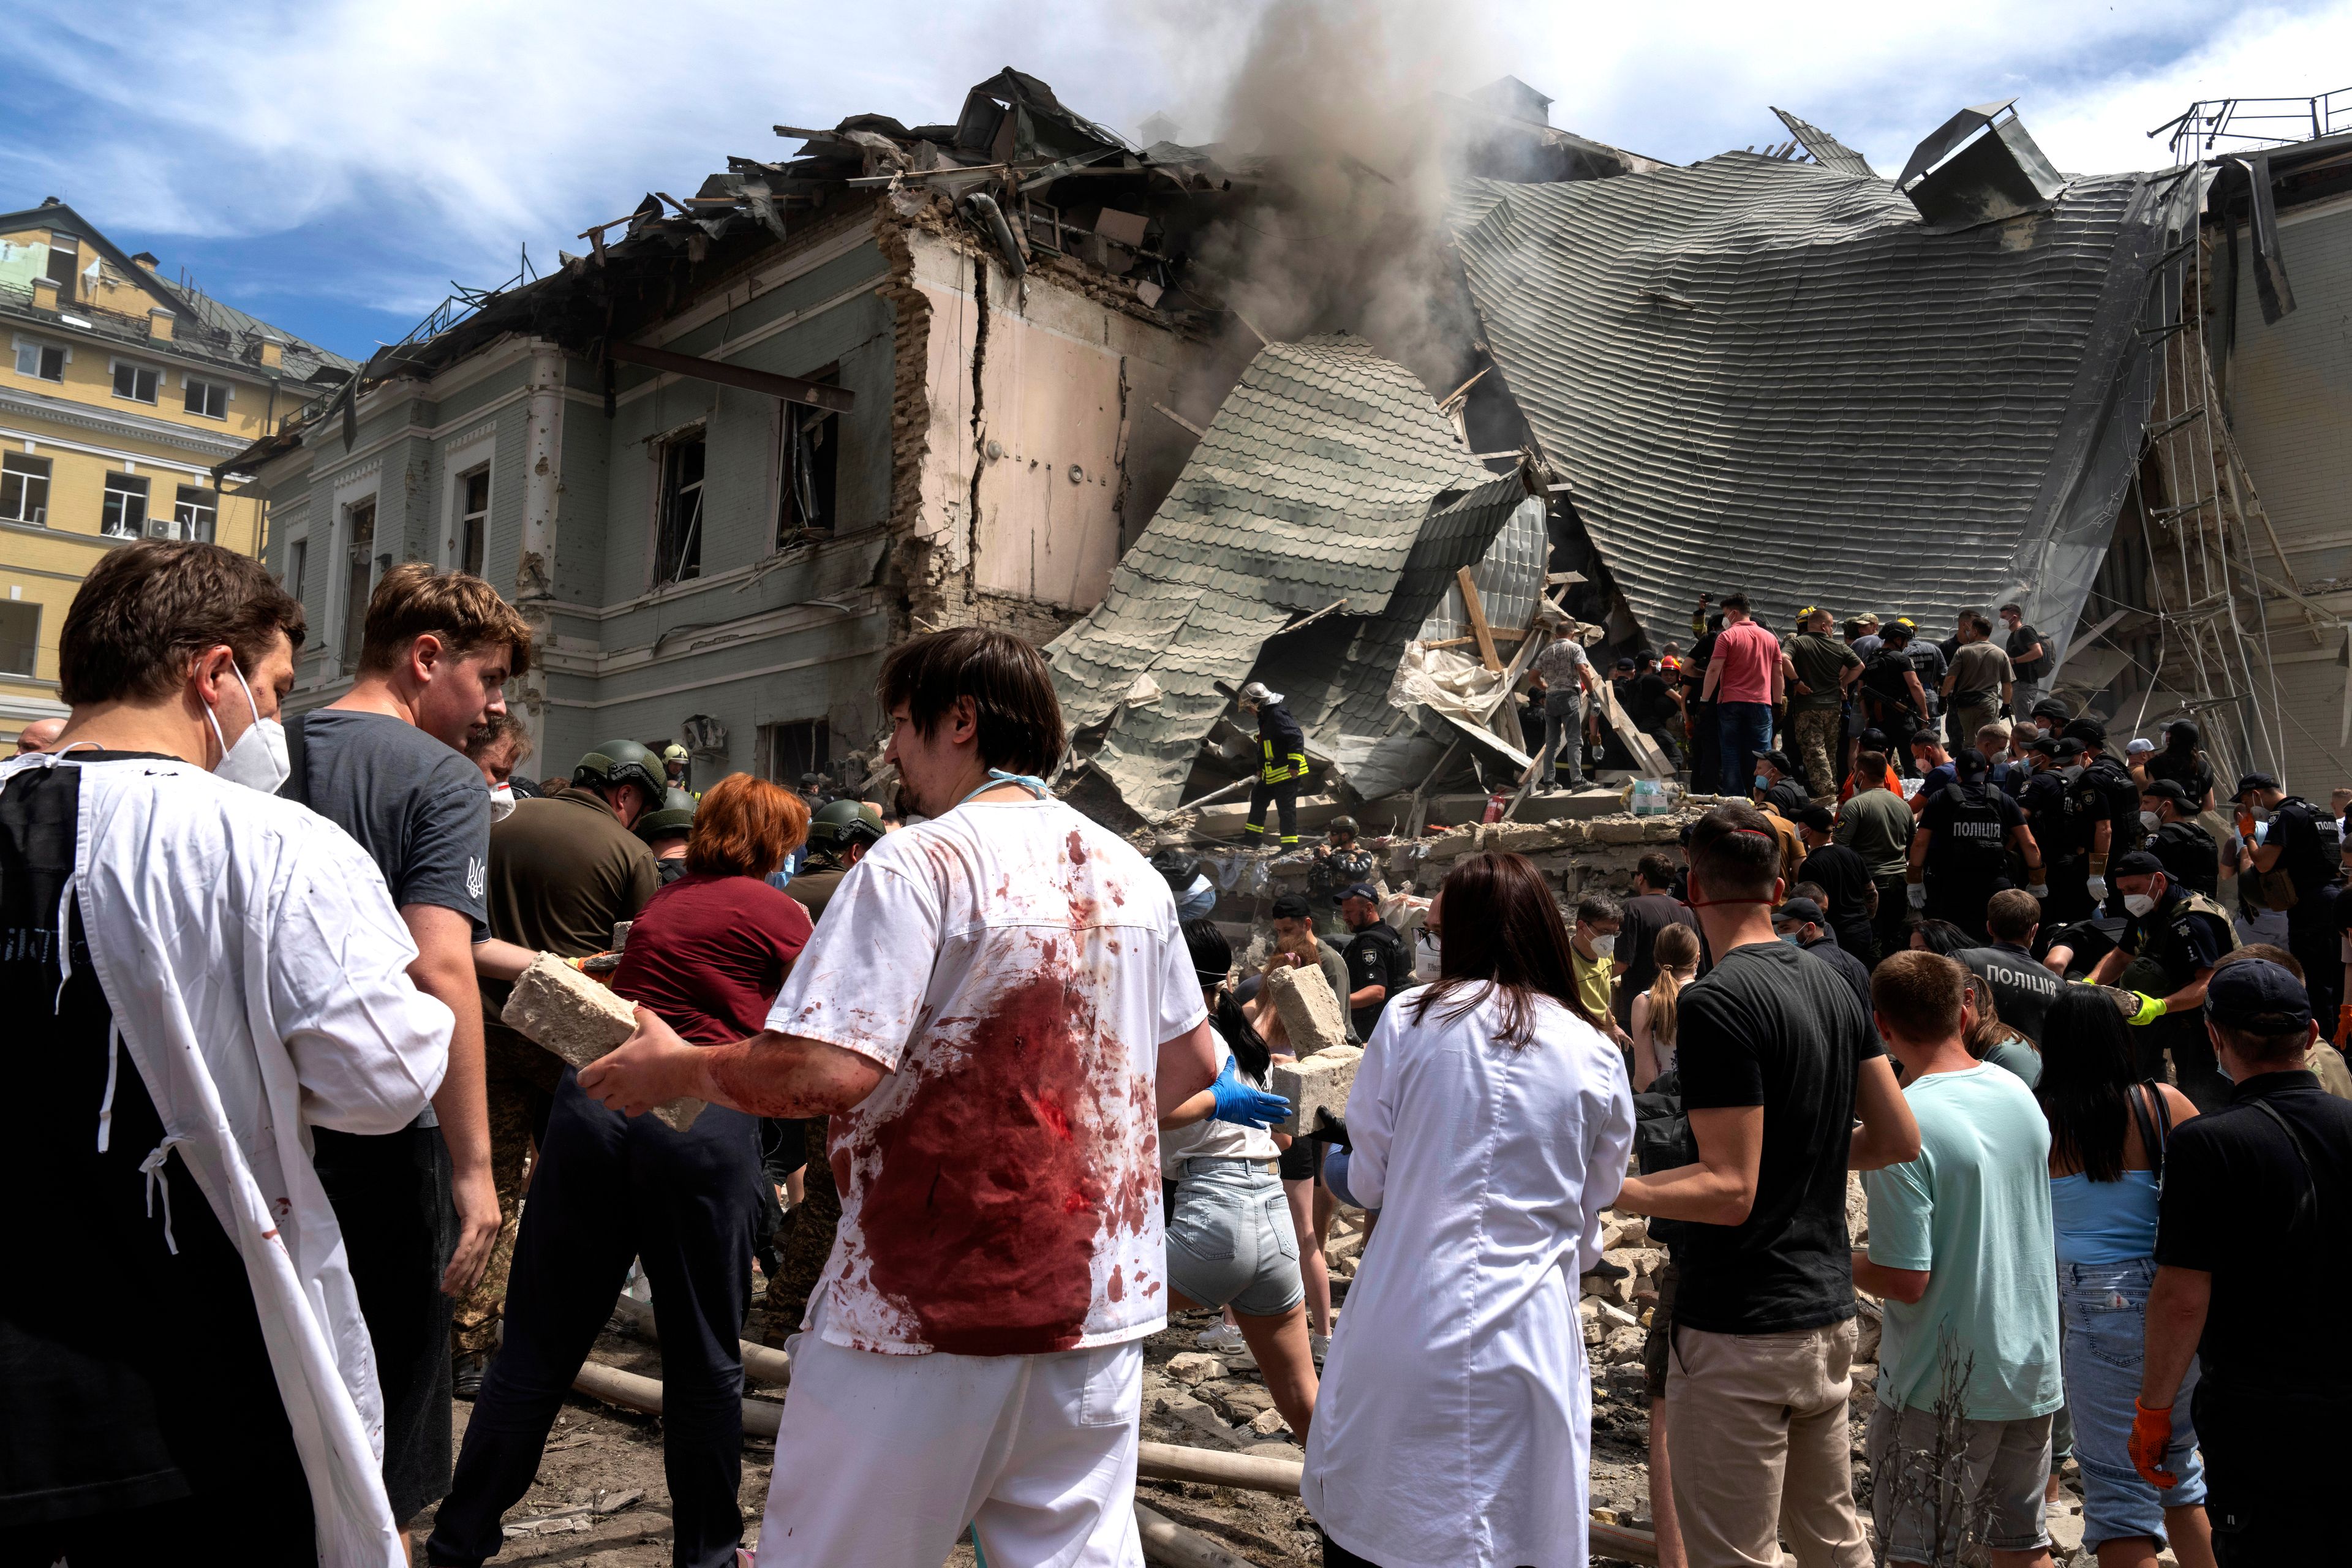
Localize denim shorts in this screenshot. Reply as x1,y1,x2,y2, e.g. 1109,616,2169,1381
1163,1158,1305,1319
2060,1256,2207,1550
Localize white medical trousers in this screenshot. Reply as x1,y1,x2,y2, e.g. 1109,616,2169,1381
756,1308,1145,1568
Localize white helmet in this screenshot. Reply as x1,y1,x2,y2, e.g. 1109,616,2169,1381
1240,680,1283,707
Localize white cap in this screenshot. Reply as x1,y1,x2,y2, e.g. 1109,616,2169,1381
2126,737,2155,755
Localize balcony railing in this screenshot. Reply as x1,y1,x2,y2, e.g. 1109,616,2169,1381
2152,91,2352,164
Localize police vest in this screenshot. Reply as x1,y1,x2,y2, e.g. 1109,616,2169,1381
1930,783,2009,878
2071,759,2144,856
2127,888,2239,989
2275,797,2346,895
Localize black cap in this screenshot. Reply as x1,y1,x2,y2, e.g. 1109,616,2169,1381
2053,737,2088,760
2233,772,2279,800
1760,750,1792,772
1795,805,1835,831
1270,893,1313,920
1861,727,1888,747
1953,748,1988,780
1614,656,1636,671
1337,881,1379,904
2207,958,2314,1032
2028,736,2059,757
1773,897,1826,927
2144,780,2192,805
2031,698,2071,722
2064,717,2108,746
2112,850,2166,879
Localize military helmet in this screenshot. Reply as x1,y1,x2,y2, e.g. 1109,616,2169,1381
1328,815,1360,840
636,787,698,843
575,738,666,802
807,797,886,854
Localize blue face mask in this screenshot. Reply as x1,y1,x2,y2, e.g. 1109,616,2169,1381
1778,931,1803,948
1754,774,1770,792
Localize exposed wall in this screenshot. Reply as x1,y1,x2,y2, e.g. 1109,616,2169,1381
2227,197,2352,587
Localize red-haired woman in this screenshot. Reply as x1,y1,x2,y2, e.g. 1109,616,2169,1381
431,774,812,1568
1301,851,1636,1568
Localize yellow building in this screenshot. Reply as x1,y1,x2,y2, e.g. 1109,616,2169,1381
1,198,354,741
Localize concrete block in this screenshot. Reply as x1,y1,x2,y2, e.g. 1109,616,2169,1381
502,954,704,1131
1270,1044,1363,1137
1267,962,1348,1057
1165,1352,1225,1386
1247,1406,1291,1437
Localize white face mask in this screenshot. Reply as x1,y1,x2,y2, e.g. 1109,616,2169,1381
2139,810,2160,831
1589,933,1616,962
489,783,517,822
2123,892,2158,918
206,665,289,793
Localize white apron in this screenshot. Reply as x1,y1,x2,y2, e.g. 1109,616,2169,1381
2,752,453,1566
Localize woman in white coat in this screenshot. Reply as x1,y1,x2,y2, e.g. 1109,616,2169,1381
1303,850,1636,1568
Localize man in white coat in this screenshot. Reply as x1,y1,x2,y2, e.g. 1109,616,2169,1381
0,541,453,1567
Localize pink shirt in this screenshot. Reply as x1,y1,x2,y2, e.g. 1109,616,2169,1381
1710,620,1781,705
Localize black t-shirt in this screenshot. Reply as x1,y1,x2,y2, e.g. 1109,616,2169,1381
287,709,491,939
1799,935,1875,1042
0,756,310,1526
2071,758,2143,857
1954,942,2062,1042
1672,941,1883,1334
2156,1072,2352,1397
1343,921,1412,1039
2005,623,2050,679
1797,843,1874,933
1629,672,1676,729
2146,749,2213,806
1762,780,1811,816
1615,892,1698,1027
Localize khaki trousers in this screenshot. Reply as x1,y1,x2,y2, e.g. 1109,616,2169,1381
1665,1317,1871,1568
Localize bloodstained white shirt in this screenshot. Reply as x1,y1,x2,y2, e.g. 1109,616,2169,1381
765,796,1204,1356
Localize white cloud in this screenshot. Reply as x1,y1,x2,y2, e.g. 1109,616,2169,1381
5,0,2347,319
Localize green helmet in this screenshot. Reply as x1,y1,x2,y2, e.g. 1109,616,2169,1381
636,787,698,843
575,738,665,802
808,797,885,855
1328,815,1360,839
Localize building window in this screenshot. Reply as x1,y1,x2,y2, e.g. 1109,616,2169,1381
285,537,307,599
44,237,78,306
765,718,831,786
655,432,705,584
111,362,159,404
173,486,217,543
184,377,230,420
1,453,51,526
458,467,489,576
0,601,37,678
13,341,64,382
777,376,840,543
100,472,149,537
342,498,376,672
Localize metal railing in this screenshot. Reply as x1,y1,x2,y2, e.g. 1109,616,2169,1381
2151,91,2352,164
0,276,246,360
281,257,538,436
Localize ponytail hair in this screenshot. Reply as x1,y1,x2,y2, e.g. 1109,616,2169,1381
1647,923,1702,1052
1184,918,1272,1084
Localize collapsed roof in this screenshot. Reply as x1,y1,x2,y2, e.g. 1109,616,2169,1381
1450,129,2204,670
1047,334,1529,816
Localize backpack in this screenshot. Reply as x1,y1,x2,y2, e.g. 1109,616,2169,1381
1632,1069,1695,1249
1934,783,2010,877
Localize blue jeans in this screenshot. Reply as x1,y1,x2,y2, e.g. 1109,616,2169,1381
1717,701,1774,796
2060,1256,2206,1553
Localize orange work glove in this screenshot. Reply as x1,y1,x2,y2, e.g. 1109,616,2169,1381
2337,1003,2352,1049
2129,1400,2177,1488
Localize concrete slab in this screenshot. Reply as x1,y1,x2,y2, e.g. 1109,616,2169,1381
1271,1045,1363,1137
503,955,704,1131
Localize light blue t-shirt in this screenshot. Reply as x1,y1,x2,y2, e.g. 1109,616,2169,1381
1867,1063,2062,1421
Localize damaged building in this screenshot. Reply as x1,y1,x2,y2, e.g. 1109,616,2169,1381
220,69,1261,779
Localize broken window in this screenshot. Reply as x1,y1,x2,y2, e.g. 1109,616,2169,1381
285,537,306,599
655,432,706,584
777,375,839,543
100,472,148,537
0,601,37,679
342,497,376,671
172,486,216,543
44,236,77,305
111,361,159,404
184,377,230,419
1,453,51,525
13,340,64,382
458,466,489,576
765,718,830,785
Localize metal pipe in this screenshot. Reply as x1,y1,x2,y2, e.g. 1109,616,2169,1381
570,1356,784,1438
608,1291,793,1385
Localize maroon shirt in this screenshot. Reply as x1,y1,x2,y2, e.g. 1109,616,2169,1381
611,872,812,1045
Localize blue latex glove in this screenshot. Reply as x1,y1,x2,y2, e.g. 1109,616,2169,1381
1209,1056,1291,1129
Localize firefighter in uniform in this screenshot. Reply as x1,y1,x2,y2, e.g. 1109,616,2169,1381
2066,718,2144,916
2086,849,2239,1110
2234,771,2348,1022
1906,746,2043,941
2142,779,2220,896
1239,680,1308,848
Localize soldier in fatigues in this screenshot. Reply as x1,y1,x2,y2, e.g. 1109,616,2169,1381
2086,849,2239,1110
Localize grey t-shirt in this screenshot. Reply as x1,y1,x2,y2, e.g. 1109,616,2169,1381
286,708,491,940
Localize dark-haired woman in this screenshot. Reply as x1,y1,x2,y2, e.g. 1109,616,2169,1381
1160,921,1321,1439
1302,852,1635,1568
2038,988,2217,1568
2146,720,2216,813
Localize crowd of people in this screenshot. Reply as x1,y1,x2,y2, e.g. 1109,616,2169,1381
4,544,2345,1568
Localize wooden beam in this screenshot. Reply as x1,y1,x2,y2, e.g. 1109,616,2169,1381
1457,567,1502,672
605,340,854,413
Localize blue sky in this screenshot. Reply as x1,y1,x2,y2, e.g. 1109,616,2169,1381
4,0,2346,360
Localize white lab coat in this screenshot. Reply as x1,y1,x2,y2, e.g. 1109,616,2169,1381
1,752,453,1566
1303,985,1635,1568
